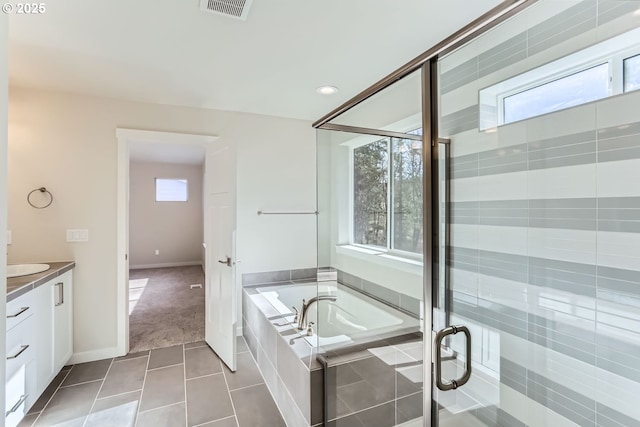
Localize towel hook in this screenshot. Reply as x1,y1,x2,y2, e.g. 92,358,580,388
27,187,53,209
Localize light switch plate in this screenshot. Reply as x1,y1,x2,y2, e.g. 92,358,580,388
66,229,89,242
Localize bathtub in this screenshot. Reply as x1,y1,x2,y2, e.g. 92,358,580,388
256,281,419,348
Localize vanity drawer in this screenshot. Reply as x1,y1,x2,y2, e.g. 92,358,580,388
6,291,35,332
6,313,36,379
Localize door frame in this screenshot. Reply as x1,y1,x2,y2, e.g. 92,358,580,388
115,128,218,356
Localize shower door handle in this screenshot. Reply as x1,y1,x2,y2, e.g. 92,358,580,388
434,325,471,391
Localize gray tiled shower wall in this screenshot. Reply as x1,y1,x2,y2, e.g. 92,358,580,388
241,267,318,286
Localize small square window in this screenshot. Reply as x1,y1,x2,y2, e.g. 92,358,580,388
155,178,188,202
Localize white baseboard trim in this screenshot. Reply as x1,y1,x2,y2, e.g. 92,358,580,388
129,261,203,270
69,346,123,364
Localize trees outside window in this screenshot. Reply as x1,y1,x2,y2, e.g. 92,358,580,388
353,131,423,255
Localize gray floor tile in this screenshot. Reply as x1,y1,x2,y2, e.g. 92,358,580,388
98,357,147,398
231,384,286,427
185,346,222,379
61,359,112,386
28,369,70,414
237,336,249,353
185,341,207,349
186,374,234,426
115,350,150,361
148,345,184,369
139,365,185,412
34,380,102,426
222,352,263,391
17,413,38,427
198,416,238,427
136,402,186,427
84,392,138,427
91,390,141,414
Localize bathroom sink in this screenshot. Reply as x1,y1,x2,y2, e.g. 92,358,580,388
7,263,50,278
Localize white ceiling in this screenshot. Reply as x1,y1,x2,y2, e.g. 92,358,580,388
8,0,502,122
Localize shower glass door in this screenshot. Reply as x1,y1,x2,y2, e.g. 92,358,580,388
432,0,640,426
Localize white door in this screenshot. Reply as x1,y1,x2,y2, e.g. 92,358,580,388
204,139,237,371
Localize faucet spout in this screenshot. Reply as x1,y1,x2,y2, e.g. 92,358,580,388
297,295,337,330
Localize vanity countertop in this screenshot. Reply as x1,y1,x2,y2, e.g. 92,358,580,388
7,261,76,302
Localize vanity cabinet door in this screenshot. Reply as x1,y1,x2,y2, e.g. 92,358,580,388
33,283,54,396
52,270,73,372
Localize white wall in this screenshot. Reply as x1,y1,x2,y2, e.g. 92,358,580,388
129,161,203,268
0,12,9,416
7,87,316,359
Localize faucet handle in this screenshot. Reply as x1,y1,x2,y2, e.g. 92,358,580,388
306,322,315,336
292,306,299,323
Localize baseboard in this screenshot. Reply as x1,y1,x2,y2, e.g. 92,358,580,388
69,346,123,364
129,261,203,270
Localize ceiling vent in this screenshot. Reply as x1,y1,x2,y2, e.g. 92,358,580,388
199,0,253,20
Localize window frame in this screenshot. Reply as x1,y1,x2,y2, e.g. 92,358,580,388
478,28,640,131
154,178,189,202
349,128,423,261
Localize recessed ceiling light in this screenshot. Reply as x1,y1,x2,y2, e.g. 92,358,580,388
316,85,339,95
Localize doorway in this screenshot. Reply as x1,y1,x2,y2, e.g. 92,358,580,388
116,129,239,371
127,157,205,352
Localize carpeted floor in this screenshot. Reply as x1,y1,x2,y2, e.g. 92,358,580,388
128,265,205,353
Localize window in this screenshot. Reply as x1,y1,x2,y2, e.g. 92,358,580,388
155,178,188,202
353,130,423,255
624,54,640,93
478,28,640,130
503,64,609,124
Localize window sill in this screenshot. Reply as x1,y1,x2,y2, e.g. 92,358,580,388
335,245,423,275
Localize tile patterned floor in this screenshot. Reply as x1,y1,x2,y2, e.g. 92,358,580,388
19,337,286,427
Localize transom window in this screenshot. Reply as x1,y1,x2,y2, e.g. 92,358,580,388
478,28,640,130
352,129,423,255
155,178,188,202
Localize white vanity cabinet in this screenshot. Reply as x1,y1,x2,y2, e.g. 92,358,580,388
5,291,38,427
52,271,73,373
6,267,74,427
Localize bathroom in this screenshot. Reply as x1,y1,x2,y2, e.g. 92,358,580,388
3,0,640,426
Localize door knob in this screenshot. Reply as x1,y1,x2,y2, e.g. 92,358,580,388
218,257,232,267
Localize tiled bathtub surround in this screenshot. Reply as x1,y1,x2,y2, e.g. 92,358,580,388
242,268,317,286
336,269,422,318
437,0,640,425
242,281,423,427
321,336,423,427
242,286,323,427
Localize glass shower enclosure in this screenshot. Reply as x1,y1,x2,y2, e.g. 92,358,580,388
314,0,640,426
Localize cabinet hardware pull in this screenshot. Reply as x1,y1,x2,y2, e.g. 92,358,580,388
5,394,28,417
6,307,29,318
55,282,64,306
6,344,29,360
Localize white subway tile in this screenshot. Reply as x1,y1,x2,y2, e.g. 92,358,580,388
451,224,479,249
598,231,640,272
597,159,640,198
528,164,597,200
478,171,528,201
528,228,597,265
450,176,478,202
479,225,528,255
596,90,640,130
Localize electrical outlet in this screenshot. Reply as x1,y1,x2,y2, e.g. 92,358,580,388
67,229,89,242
